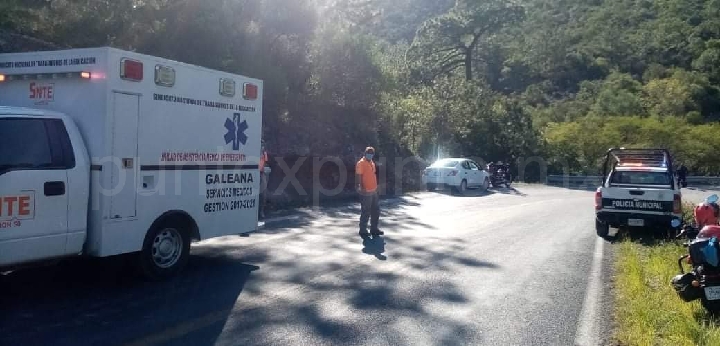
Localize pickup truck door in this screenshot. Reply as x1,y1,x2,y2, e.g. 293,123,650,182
0,117,72,267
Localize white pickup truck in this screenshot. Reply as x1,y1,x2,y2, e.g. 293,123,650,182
595,148,682,238
0,47,263,279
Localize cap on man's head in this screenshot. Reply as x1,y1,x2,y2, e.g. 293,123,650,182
365,146,375,153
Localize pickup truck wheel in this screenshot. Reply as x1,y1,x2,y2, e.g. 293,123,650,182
596,219,610,238
138,222,191,281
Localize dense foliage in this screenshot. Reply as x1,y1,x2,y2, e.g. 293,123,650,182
3,0,720,180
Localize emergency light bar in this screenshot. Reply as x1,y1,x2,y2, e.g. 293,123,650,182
603,148,674,181
0,71,92,82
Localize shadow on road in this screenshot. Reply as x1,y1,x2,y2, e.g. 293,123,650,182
0,190,502,346
362,236,387,260
202,228,499,345
490,186,528,196
429,188,494,197
258,194,437,233
0,251,261,346
545,183,599,192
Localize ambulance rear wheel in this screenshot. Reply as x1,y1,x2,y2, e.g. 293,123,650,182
138,222,191,281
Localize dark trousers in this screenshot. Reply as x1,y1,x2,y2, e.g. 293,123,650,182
259,172,268,217
359,191,380,232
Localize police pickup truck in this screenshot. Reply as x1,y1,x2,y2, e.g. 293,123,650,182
595,148,682,238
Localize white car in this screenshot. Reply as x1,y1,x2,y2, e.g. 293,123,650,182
422,158,490,194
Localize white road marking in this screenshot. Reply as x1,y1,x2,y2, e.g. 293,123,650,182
258,215,301,227
574,235,605,346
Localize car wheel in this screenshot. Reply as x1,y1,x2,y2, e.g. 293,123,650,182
458,179,467,195
596,219,611,239
426,183,435,191
482,177,490,191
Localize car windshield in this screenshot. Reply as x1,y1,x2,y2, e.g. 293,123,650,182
430,159,460,168
610,171,671,185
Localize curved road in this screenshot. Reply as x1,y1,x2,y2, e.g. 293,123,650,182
5,184,691,346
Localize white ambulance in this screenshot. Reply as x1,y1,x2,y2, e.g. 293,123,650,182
0,47,263,279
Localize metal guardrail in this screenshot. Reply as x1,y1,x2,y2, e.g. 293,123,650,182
685,176,720,186
546,175,603,188
545,175,720,187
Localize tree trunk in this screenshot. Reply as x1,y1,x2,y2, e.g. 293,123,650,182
464,50,473,81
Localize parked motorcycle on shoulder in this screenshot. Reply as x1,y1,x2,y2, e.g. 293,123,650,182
671,194,720,314
675,172,688,188
487,162,513,188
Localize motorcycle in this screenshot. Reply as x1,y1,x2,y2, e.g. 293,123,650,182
671,194,720,314
487,162,513,188
676,174,688,188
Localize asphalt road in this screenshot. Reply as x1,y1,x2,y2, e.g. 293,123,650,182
6,184,713,346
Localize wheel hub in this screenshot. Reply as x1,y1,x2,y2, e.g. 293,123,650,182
152,228,182,268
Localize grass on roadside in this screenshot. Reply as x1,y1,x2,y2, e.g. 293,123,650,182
614,202,720,345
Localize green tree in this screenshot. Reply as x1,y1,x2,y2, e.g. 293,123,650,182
589,72,645,117
642,69,709,117
407,0,524,81
693,39,720,84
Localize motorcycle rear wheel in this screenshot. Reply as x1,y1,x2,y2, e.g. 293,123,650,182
702,297,720,315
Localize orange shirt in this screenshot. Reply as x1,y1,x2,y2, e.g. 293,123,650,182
259,151,268,171
356,158,377,192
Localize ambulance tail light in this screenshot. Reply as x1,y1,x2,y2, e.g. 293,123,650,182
595,188,602,210
0,74,5,82
674,194,682,214
80,72,91,79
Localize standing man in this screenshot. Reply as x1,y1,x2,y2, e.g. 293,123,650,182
677,163,688,188
258,140,269,219
356,146,382,237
